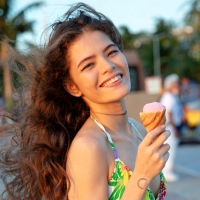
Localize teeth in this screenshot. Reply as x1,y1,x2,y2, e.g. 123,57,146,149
103,75,121,86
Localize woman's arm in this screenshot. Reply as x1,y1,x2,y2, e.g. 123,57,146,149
121,125,170,200
129,119,161,196
67,133,109,200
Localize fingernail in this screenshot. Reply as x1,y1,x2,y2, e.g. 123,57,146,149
160,125,166,129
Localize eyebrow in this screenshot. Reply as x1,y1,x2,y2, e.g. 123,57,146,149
77,43,117,68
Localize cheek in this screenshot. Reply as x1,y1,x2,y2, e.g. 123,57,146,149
121,58,131,90
122,58,130,80
72,71,99,94
120,54,129,72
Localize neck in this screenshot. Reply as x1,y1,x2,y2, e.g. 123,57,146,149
89,100,131,135
90,99,127,121
92,110,127,116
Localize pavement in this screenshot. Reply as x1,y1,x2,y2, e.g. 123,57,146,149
165,144,200,200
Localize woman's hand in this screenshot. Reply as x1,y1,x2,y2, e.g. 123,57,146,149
133,125,170,186
121,125,170,200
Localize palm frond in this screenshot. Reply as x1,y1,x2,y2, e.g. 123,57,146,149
14,21,35,34
10,1,44,24
0,0,14,18
179,0,192,10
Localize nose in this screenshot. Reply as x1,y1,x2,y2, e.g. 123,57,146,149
98,55,115,75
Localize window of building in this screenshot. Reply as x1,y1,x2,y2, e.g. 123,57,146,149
129,67,138,91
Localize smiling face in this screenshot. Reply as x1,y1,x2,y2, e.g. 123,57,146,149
66,30,130,107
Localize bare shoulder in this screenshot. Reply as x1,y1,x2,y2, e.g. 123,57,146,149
67,119,108,199
68,120,108,161
128,118,147,139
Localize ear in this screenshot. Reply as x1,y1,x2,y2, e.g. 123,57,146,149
64,81,82,97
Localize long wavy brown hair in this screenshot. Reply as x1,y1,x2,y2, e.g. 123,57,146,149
0,2,123,200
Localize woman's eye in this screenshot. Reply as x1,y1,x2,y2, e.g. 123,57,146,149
108,50,118,57
81,63,94,71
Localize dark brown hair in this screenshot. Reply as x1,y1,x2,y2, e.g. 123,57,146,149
0,2,123,200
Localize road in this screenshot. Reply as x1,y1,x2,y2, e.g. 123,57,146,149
165,144,200,200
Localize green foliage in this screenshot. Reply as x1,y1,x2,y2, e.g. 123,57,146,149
120,11,200,83
119,26,135,49
0,0,43,41
184,0,200,32
137,38,154,76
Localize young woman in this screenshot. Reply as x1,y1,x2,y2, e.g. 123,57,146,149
0,3,170,200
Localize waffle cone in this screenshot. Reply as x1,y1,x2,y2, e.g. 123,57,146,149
139,109,166,132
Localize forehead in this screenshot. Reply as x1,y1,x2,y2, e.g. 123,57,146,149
68,31,114,62
70,31,113,51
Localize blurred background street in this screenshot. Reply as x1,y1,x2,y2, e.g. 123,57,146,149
166,144,200,200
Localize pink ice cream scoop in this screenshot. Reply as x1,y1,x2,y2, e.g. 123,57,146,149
140,102,166,132
143,102,165,113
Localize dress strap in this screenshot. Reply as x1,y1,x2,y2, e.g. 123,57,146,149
90,115,119,160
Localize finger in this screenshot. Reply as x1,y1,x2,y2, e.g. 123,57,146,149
158,143,170,155
141,125,166,146
151,130,171,149
163,151,170,163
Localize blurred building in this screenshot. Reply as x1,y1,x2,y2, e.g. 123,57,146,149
123,50,160,121
123,50,145,91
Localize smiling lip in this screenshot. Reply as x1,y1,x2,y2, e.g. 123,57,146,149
100,74,122,87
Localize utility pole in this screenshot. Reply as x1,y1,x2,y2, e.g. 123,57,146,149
153,35,161,76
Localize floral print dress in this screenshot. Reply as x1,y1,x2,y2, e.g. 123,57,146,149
90,116,167,200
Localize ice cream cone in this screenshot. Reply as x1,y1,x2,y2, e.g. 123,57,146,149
140,109,166,132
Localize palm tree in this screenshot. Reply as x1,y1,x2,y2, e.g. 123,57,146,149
0,0,43,108
184,0,200,32
184,0,200,61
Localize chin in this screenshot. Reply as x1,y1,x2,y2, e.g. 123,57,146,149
121,87,130,97
111,86,130,101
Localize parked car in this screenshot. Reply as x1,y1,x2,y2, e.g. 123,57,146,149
179,101,200,144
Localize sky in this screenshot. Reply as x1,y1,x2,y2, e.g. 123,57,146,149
12,0,190,48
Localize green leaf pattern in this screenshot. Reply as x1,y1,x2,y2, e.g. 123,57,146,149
108,160,167,200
